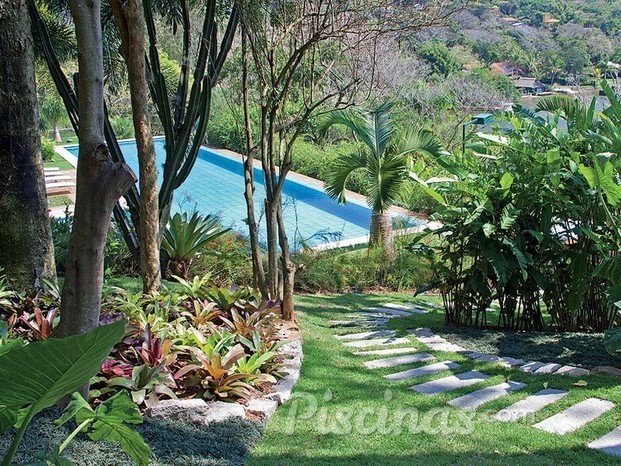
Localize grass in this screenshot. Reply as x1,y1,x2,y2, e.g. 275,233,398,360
47,195,72,208
246,292,621,465
44,152,75,171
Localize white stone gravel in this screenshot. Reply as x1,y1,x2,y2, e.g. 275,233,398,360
533,398,615,435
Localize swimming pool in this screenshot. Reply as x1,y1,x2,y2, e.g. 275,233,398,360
65,139,420,248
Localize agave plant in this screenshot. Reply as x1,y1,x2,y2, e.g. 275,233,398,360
161,212,230,279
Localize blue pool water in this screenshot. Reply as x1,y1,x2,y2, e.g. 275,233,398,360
66,139,419,248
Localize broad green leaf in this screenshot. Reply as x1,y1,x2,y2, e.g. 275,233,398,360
0,320,125,423
573,380,589,387
499,172,514,190
0,321,7,339
0,339,26,358
409,172,446,205
0,404,17,435
604,328,621,354
546,148,561,169
482,223,496,237
579,161,621,206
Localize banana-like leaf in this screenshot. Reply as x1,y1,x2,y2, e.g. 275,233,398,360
0,320,125,436
604,328,621,354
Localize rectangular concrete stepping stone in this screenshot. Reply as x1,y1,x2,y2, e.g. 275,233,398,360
407,328,434,337
518,361,547,373
343,337,410,349
416,335,447,344
555,366,590,377
588,425,621,457
534,363,562,374
354,347,420,356
471,353,502,363
364,352,435,369
335,330,396,341
365,307,413,317
533,398,615,435
382,303,426,314
409,370,489,394
328,319,388,328
448,381,527,410
493,389,569,422
426,342,467,353
386,361,459,381
497,357,525,367
357,312,401,319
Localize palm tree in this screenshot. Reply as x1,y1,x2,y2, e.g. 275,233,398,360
318,103,447,254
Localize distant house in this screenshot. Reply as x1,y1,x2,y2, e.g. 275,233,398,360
490,62,523,77
542,13,560,26
513,77,546,95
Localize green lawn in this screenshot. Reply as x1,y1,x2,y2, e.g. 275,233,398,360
247,293,621,466
44,152,75,171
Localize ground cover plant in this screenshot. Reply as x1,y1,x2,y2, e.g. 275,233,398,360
247,293,621,466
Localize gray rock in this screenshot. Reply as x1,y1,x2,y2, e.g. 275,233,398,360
386,361,460,381
364,352,435,369
533,398,615,435
533,363,562,375
279,340,303,359
356,312,400,319
416,335,447,344
493,389,568,422
334,329,396,341
354,347,420,356
448,381,526,410
409,370,490,394
555,365,590,377
245,398,279,425
266,370,299,404
149,399,245,425
343,337,410,348
472,353,502,363
382,302,426,314
588,425,621,457
518,361,547,373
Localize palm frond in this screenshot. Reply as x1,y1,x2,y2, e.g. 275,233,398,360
397,128,448,159
365,151,408,213
324,151,367,204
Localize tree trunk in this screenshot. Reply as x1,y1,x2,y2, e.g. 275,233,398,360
110,0,161,294
277,204,296,320
59,0,136,337
0,0,57,290
53,121,62,143
369,211,394,257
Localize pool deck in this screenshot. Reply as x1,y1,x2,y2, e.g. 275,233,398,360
56,140,434,250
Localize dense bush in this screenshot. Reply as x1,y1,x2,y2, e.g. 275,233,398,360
412,89,621,332
40,137,56,162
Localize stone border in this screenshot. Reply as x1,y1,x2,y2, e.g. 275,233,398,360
409,327,591,377
148,321,303,427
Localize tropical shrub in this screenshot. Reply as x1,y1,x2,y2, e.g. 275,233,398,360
40,137,56,161
411,84,621,332
161,212,230,279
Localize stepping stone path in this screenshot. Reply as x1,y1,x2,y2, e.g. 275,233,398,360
364,352,435,369
386,361,460,381
448,381,526,410
334,329,396,341
354,347,420,356
533,398,615,435
410,370,490,394
589,426,621,457
343,337,410,349
332,303,619,458
494,389,569,422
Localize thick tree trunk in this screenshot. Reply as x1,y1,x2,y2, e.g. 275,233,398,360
0,0,57,290
369,211,394,257
59,0,136,337
110,0,161,294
